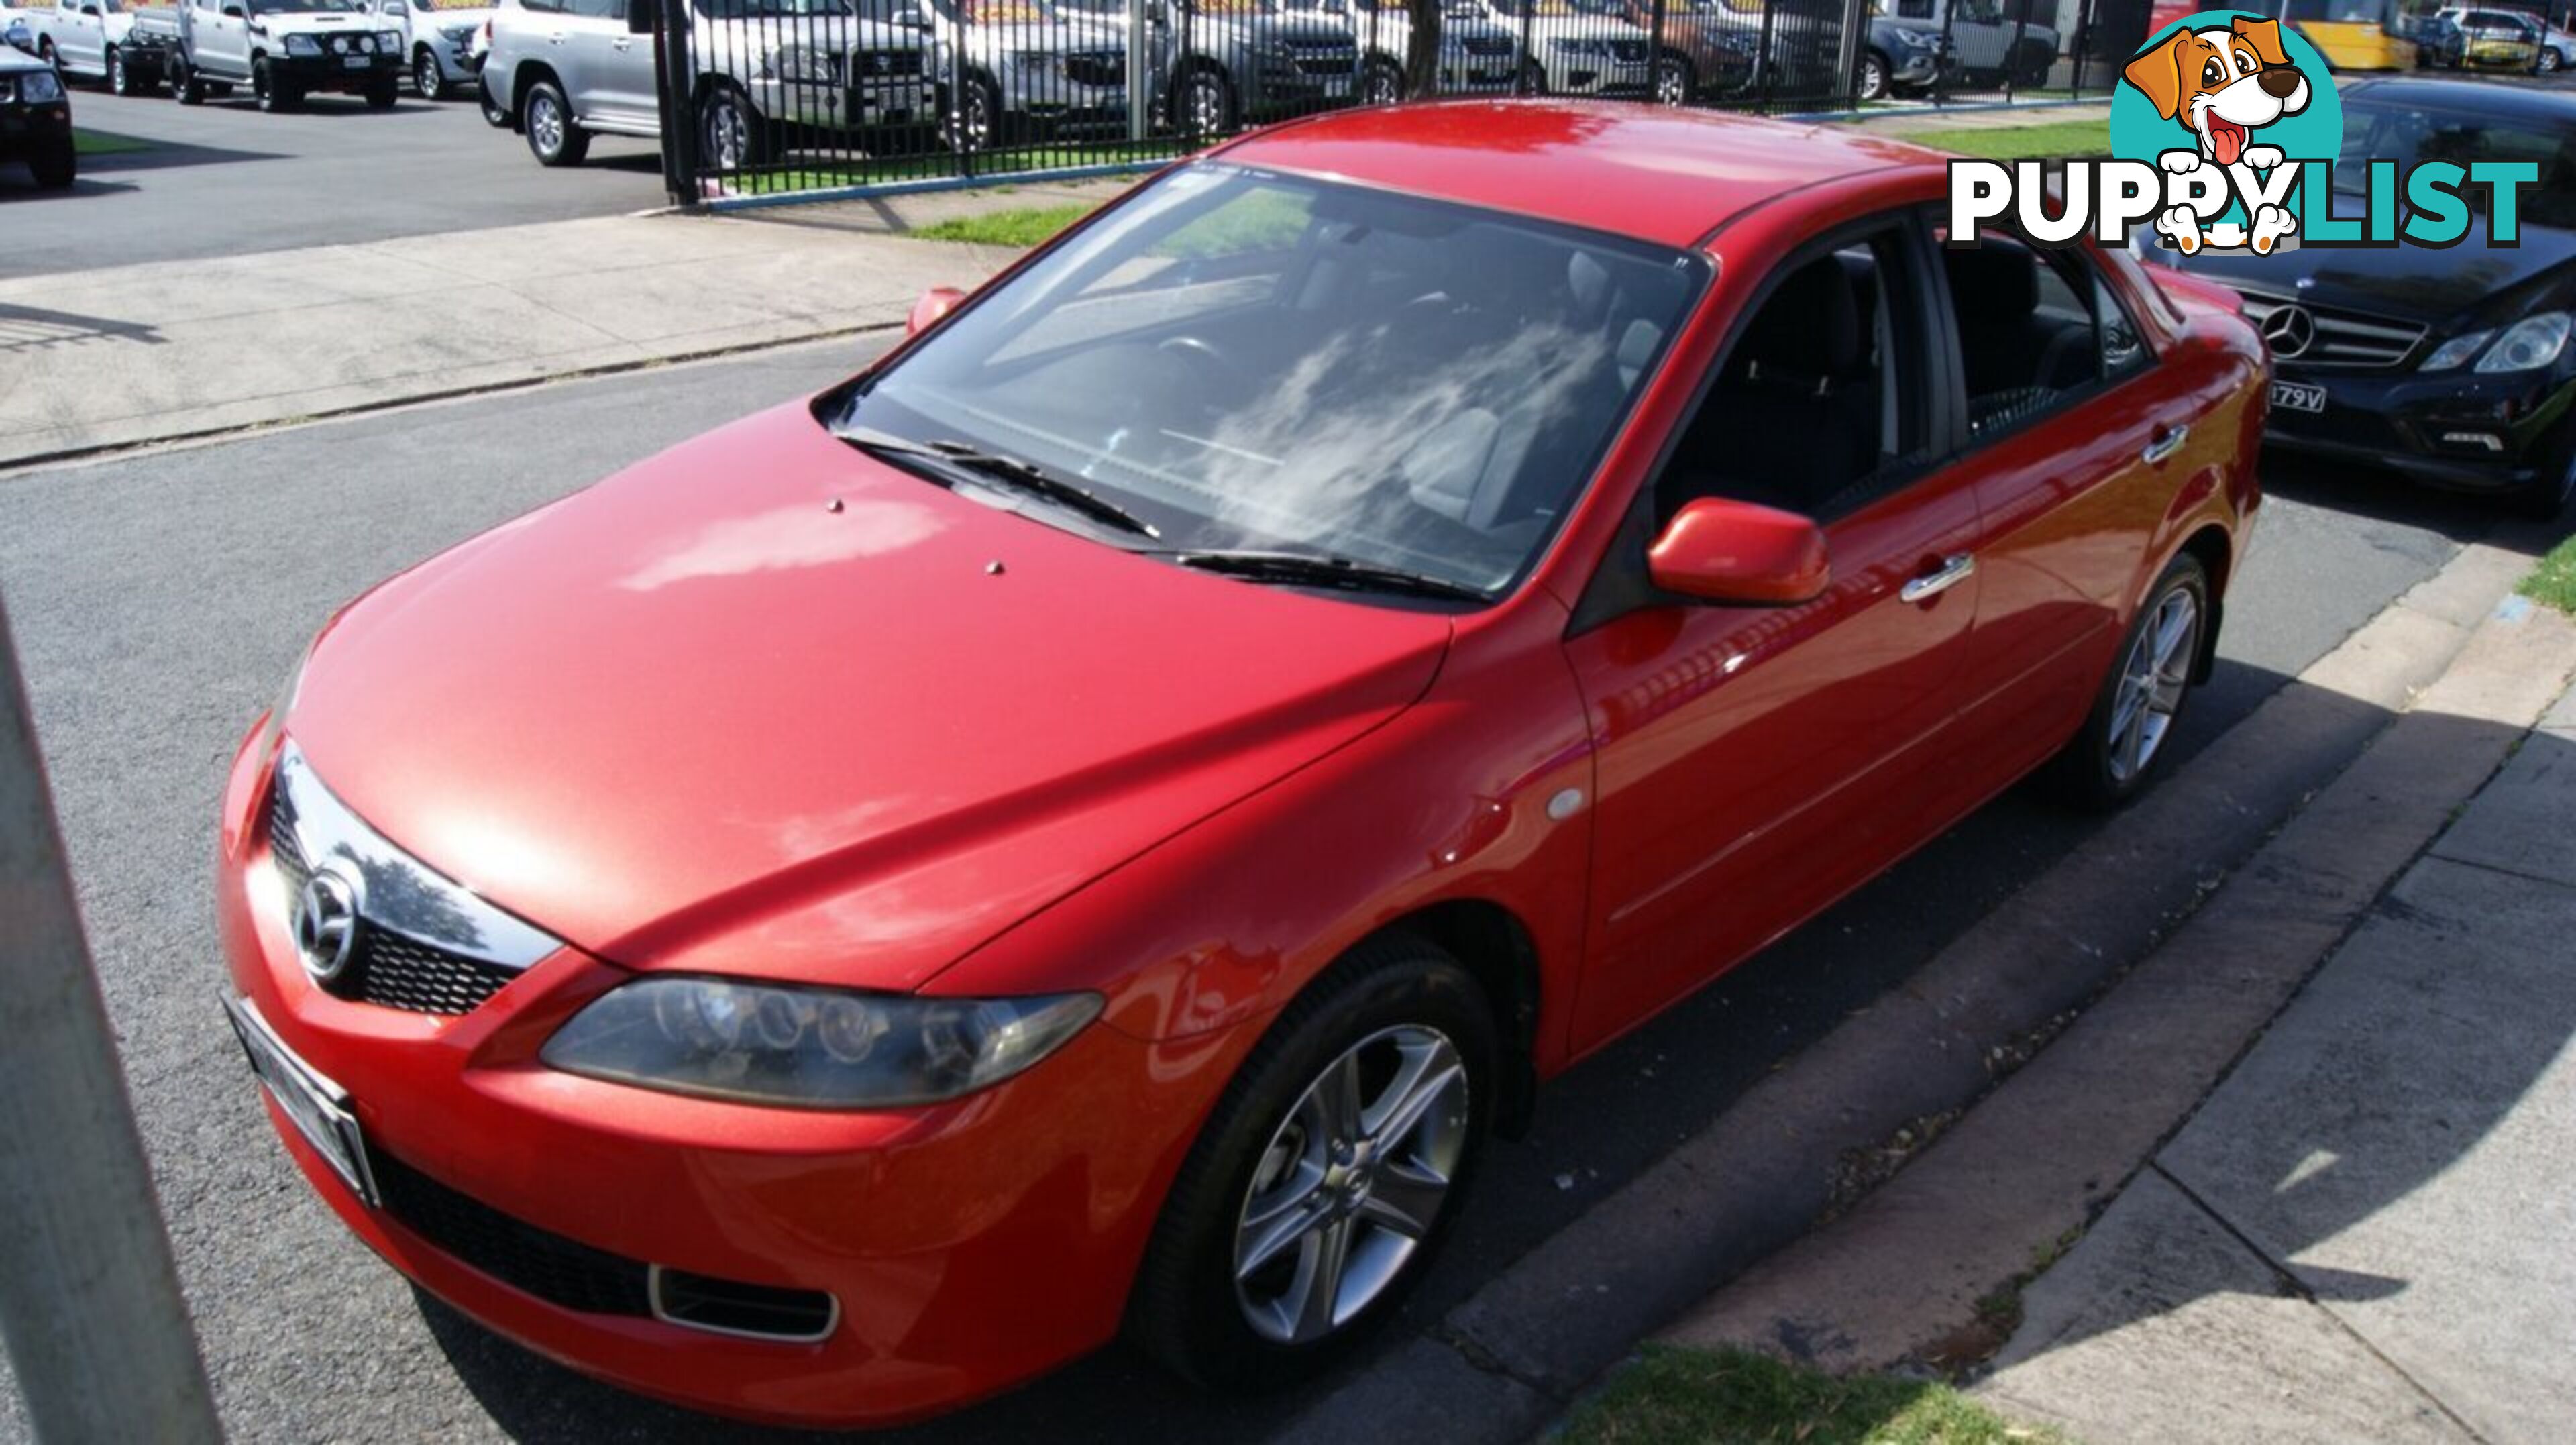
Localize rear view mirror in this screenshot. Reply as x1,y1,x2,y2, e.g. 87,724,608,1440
1647,496,1829,606
627,0,654,32
907,286,967,337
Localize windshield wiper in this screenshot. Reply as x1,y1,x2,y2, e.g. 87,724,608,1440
838,427,1159,539
1162,549,1489,604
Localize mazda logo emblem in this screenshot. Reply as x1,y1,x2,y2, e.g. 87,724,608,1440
293,868,364,983
2261,304,2317,360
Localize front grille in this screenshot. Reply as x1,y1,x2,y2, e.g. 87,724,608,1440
372,1150,653,1317
1065,51,1123,86
853,48,921,78
268,790,515,1017
2239,290,2428,370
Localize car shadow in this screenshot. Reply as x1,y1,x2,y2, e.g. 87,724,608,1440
0,174,138,198
1989,716,2576,1389
2257,446,2536,540
64,136,283,172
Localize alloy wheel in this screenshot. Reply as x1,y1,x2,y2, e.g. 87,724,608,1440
1362,67,1401,105
1188,73,1227,135
1232,1025,1468,1346
2544,48,2563,70
702,93,748,170
2106,586,2199,785
529,91,565,158
416,51,441,98
107,48,127,93
1861,54,1886,99
1654,56,1690,105
943,82,993,153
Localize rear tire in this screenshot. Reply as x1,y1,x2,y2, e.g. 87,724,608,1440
1127,934,1495,1391
30,137,76,189
2045,554,2208,811
521,77,588,166
477,76,508,125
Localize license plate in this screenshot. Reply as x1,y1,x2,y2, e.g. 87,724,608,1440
225,996,378,1206
2271,379,2326,414
343,54,370,68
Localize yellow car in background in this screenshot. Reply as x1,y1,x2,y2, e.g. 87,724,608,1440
2286,0,2412,68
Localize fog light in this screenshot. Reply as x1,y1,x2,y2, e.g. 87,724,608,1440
2440,431,2506,452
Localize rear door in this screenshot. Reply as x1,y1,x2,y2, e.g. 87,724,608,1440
62,0,105,70
1564,213,1990,1050
558,0,647,125
193,0,248,74
1930,225,2206,792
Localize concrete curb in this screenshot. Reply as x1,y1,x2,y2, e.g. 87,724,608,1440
1264,525,2546,1445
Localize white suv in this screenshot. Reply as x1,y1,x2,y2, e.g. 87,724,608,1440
483,0,932,168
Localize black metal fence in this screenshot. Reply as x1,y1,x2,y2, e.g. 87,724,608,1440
627,0,2121,205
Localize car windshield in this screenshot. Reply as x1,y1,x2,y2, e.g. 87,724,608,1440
1487,0,1623,14
833,165,1702,598
2334,100,2576,226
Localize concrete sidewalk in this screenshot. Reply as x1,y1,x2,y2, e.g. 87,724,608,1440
1977,672,2576,1443
0,187,1118,470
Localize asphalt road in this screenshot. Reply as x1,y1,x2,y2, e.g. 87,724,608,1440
0,340,2504,1443
0,81,667,276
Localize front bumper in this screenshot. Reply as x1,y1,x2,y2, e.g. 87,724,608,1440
1540,54,1654,94
1886,46,1945,83
2263,363,2576,493
0,100,74,159
271,48,405,89
213,724,1246,1427
744,75,930,132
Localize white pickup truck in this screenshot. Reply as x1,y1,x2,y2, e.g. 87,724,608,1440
18,0,178,93
347,0,490,99
164,0,409,109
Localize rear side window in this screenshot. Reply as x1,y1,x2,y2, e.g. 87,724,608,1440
1933,233,2149,441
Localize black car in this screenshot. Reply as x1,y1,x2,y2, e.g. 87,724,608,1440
1,26,76,191
2145,79,2576,517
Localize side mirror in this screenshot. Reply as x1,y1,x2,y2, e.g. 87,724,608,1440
2,19,31,48
892,3,930,25
627,0,654,31
907,286,967,337
1646,496,1829,606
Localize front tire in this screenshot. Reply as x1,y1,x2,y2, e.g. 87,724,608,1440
414,48,446,99
364,76,398,108
2541,47,2563,72
252,55,300,111
521,77,588,166
2047,554,2208,810
1360,60,1402,107
477,76,508,126
107,46,132,95
1177,65,1235,137
1653,52,1693,105
1859,49,1890,100
30,137,76,189
939,74,997,154
698,82,771,170
1128,935,1495,1391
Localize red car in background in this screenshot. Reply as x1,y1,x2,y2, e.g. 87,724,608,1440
216,100,2263,1428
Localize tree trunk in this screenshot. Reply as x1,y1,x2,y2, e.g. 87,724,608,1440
1403,0,1443,96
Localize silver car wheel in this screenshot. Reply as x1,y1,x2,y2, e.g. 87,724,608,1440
2107,585,2198,785
1188,72,1227,133
1654,56,1689,105
529,91,565,156
415,50,441,97
1232,1024,1468,1346
702,92,747,170
1861,52,1887,99
1362,66,1400,105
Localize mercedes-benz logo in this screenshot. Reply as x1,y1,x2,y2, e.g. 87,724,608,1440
2261,304,2318,361
293,867,364,983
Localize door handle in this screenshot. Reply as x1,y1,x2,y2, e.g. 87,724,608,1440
612,34,632,46
2142,425,2187,464
547,27,567,41
1900,553,1976,604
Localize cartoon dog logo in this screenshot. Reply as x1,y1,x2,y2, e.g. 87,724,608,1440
2123,16,2312,255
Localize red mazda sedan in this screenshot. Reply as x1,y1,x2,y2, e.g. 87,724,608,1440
217,100,2263,1426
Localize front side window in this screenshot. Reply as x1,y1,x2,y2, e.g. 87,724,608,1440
833,164,1704,597
1655,227,1929,525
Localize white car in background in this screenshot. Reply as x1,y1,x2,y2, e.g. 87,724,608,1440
350,0,490,97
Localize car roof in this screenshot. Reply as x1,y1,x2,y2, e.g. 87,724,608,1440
1211,99,1949,250
2343,76,2576,120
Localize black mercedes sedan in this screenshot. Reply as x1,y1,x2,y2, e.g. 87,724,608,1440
2144,78,2576,517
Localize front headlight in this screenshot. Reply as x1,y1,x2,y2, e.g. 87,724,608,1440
762,42,839,82
2420,329,2493,371
284,32,321,55
1889,27,1938,51
379,30,401,52
19,68,61,102
541,977,1104,1108
2475,311,2571,373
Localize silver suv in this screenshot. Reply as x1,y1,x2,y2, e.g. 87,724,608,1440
484,0,933,168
